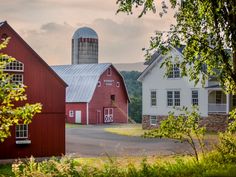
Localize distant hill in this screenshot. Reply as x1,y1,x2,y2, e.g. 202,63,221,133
113,62,146,72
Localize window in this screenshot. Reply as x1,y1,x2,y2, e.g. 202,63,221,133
69,110,74,117
111,95,115,102
167,90,180,106
150,116,157,125
151,90,157,106
116,82,120,87
12,74,23,85
168,64,180,78
97,81,101,87
107,67,112,76
192,90,199,106
216,91,222,104
16,124,28,139
3,60,24,72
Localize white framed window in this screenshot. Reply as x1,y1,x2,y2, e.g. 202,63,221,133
151,90,157,106
167,64,180,78
150,116,157,125
15,124,28,139
69,110,74,117
97,81,101,87
167,90,180,106
192,90,199,106
116,82,120,87
4,60,24,72
12,74,23,85
107,67,112,76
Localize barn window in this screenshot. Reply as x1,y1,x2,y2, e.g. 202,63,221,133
15,124,28,139
116,82,120,87
1,59,24,72
107,67,112,76
111,95,115,102
69,110,74,117
12,74,23,85
97,81,101,87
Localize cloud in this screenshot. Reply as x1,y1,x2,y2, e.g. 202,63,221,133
22,22,74,65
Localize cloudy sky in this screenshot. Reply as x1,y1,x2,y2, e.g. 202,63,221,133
1,0,175,65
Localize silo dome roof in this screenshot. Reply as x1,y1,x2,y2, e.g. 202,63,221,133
72,27,98,39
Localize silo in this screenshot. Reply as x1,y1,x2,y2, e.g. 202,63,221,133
71,27,98,64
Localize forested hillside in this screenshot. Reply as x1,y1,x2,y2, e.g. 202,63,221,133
120,71,142,123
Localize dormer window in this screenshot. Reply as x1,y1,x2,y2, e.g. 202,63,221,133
168,64,180,78
107,67,112,76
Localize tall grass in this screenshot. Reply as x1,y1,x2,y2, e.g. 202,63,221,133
9,151,236,177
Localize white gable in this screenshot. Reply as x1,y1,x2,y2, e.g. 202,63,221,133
139,46,208,117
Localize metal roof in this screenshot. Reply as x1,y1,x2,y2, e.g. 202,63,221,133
72,27,98,39
51,64,111,102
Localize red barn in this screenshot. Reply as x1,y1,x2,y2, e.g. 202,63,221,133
0,21,67,159
52,64,129,124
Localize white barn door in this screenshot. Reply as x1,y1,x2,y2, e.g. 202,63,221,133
75,110,81,123
104,108,113,123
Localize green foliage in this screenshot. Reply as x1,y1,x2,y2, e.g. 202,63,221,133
10,154,236,177
121,71,142,123
144,107,206,161
0,38,42,142
117,0,236,94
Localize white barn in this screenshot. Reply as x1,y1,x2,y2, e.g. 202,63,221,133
138,45,233,131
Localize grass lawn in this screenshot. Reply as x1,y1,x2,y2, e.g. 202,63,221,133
66,123,83,128
104,124,148,136
104,124,218,142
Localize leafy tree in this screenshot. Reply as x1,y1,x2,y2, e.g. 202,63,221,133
0,38,42,142
121,71,142,123
144,107,206,161
117,0,236,158
117,0,236,93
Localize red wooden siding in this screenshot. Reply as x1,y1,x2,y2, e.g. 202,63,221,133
89,65,128,124
0,22,66,159
66,103,87,124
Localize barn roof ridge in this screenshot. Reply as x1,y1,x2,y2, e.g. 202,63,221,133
52,63,130,103
51,63,112,102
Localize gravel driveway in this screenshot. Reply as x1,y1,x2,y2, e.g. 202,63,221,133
66,125,194,157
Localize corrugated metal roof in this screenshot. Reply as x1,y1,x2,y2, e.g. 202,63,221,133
72,27,98,39
51,64,111,102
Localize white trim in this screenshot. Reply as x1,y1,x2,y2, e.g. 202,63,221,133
86,103,89,125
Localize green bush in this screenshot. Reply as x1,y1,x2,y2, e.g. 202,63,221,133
10,154,236,177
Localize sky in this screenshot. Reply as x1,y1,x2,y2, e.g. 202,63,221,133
0,0,176,65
